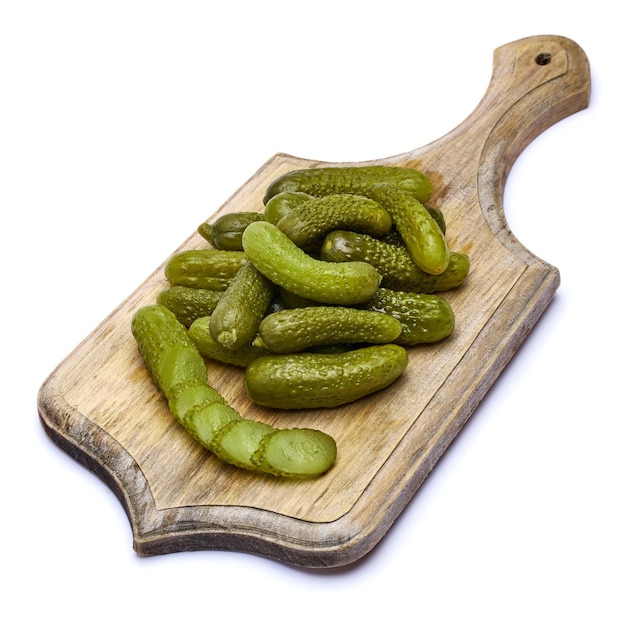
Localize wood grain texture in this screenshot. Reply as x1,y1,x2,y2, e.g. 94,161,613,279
38,35,590,568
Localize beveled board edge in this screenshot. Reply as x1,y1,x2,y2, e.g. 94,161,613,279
38,259,559,568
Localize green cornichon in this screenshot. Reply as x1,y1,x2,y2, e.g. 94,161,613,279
263,191,315,225
165,249,248,290
209,261,274,350
263,165,433,205
198,212,265,251
257,306,403,353
156,286,223,327
321,230,470,293
241,220,382,305
276,193,392,251
364,288,456,345
189,316,270,367
424,206,446,235
245,344,409,409
367,183,450,276
131,305,336,478
381,203,446,238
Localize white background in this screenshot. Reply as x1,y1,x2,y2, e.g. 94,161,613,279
2,2,624,624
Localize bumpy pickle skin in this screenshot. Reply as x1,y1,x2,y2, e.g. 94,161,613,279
131,305,336,478
276,193,392,251
209,261,274,350
321,230,470,293
367,183,450,276
241,220,381,305
258,306,402,354
365,288,456,345
156,286,223,327
263,165,433,205
244,344,409,409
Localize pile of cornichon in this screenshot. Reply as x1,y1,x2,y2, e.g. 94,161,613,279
131,165,470,479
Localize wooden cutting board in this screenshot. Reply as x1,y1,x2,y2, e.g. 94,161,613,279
38,35,590,568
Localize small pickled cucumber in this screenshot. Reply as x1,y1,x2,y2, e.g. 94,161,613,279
244,344,409,409
156,286,223,327
241,221,381,305
165,249,247,290
321,230,470,293
276,193,392,250
209,261,274,350
131,305,336,478
198,212,265,251
365,288,456,345
189,316,270,367
258,306,402,353
264,191,315,225
264,165,433,205
367,183,450,275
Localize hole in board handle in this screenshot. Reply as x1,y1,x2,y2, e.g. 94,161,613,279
535,52,552,66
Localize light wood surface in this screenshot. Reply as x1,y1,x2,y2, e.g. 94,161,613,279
38,35,590,568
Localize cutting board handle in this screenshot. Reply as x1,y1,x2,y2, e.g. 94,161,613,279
416,35,590,212
480,35,589,203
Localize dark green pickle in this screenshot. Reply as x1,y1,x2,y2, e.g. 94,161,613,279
263,165,433,205
321,230,470,293
157,286,223,327
165,249,247,290
365,288,456,345
198,212,265,251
